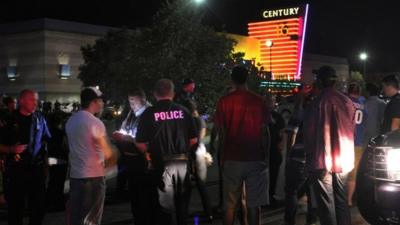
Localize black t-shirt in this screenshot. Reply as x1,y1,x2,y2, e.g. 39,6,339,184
286,114,306,160
382,93,400,133
136,100,197,159
269,111,285,152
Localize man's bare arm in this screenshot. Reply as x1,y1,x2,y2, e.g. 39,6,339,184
95,136,118,167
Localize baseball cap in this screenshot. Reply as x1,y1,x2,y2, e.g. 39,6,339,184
312,65,338,81
80,86,103,104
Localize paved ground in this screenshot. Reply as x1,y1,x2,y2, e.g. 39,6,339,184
0,162,369,225
0,132,370,224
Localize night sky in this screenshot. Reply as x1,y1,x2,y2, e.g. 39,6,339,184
1,0,399,73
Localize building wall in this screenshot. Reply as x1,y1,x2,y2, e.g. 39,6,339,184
0,31,46,95
44,30,99,102
0,30,101,102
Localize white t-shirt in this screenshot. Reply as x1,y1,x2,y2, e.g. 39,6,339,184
66,110,106,178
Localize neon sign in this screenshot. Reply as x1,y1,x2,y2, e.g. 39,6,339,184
248,4,309,81
262,7,300,19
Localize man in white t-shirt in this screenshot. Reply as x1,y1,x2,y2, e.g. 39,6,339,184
66,87,115,225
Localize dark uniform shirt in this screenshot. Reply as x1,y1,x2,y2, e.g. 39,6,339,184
174,91,195,106
136,100,197,160
193,117,206,142
0,111,51,167
381,93,400,133
18,113,32,145
117,108,148,173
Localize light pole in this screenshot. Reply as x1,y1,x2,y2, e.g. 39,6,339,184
359,52,368,79
266,40,273,79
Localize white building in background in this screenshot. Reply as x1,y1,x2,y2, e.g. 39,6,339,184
0,18,113,102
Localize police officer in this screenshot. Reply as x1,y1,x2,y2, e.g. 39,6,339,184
0,89,51,225
136,79,198,225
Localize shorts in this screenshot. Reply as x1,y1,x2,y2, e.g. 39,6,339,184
348,146,363,181
222,161,269,209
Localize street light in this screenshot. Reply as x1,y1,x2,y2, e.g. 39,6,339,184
359,52,368,78
266,40,273,79
193,0,205,4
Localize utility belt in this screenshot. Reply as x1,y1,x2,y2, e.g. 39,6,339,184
163,153,189,162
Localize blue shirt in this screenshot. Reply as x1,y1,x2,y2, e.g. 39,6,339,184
350,96,367,146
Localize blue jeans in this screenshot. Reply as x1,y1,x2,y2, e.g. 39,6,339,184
69,177,106,225
311,170,350,225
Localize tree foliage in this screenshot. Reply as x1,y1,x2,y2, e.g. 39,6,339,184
79,0,261,113
350,71,364,83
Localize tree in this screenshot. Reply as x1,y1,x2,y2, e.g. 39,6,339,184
350,71,364,83
79,0,261,113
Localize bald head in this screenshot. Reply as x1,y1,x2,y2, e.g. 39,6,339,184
18,89,38,115
154,79,175,100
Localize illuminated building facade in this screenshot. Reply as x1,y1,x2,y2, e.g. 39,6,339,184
248,5,309,93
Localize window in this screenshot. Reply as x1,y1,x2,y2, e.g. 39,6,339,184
59,64,71,79
7,66,18,81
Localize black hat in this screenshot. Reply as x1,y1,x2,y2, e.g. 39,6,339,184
312,65,338,81
182,78,195,85
80,87,103,104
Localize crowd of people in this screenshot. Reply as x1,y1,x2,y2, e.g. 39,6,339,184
0,65,400,225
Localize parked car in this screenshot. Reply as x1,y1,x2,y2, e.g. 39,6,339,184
357,129,400,225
